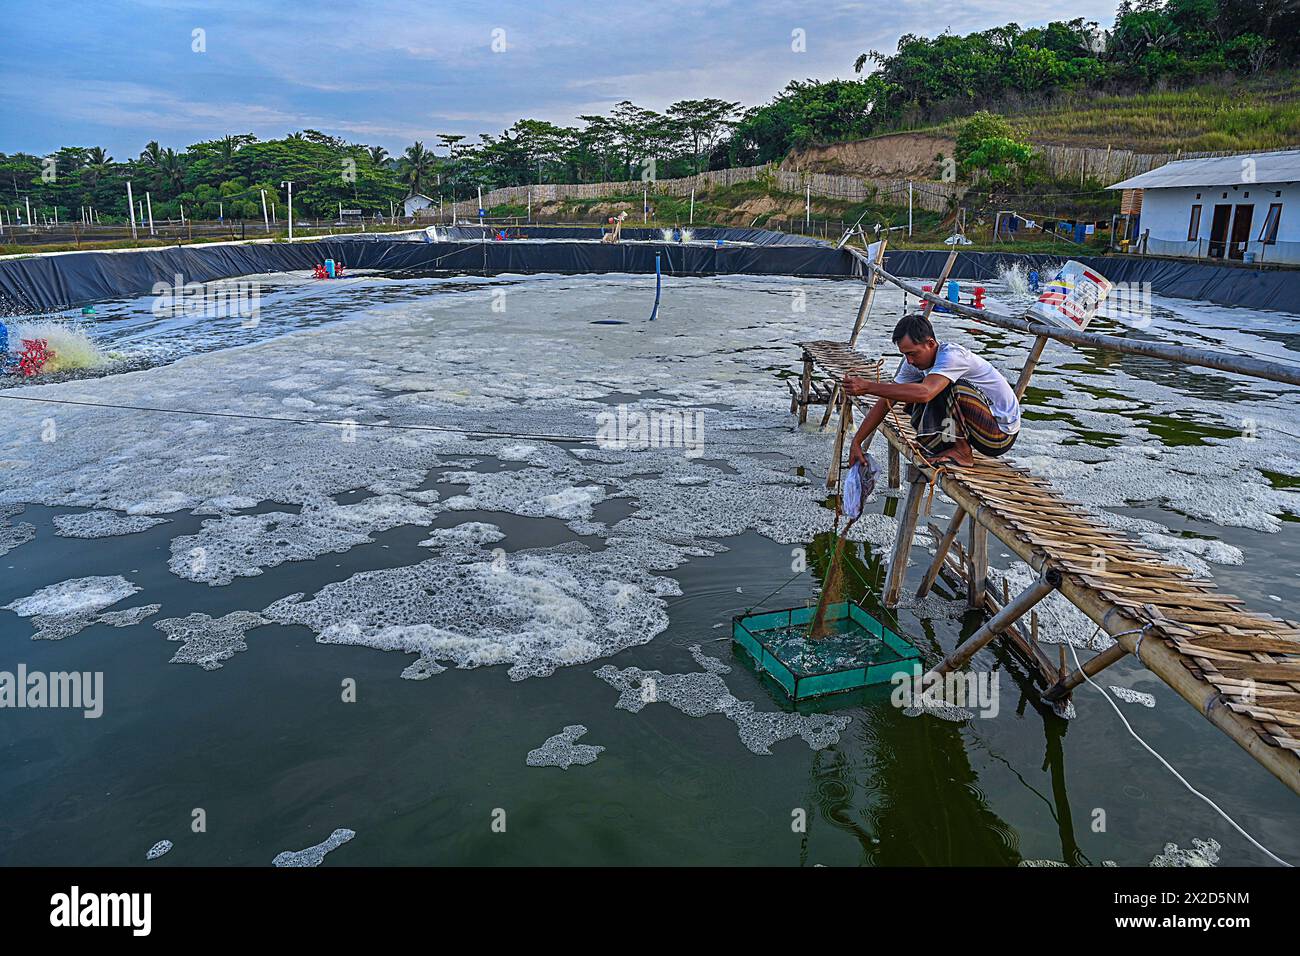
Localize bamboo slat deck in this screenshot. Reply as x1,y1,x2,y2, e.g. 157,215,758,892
797,338,1300,794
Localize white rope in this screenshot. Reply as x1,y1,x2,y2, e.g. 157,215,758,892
1070,625,1293,867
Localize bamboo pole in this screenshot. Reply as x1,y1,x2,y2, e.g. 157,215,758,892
827,391,853,489
849,250,1300,387
1045,641,1132,701
967,520,988,608
921,249,959,320
916,508,966,598
928,568,1062,678
848,237,887,347
883,466,926,607
1014,335,1049,399
798,356,813,424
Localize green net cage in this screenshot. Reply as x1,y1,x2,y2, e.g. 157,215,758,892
732,601,921,701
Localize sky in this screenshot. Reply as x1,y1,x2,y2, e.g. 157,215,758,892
0,0,1120,158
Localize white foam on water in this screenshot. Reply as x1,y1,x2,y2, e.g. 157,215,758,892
418,521,505,548
169,495,439,586
594,664,851,755
3,274,1295,698
1109,686,1157,708
53,510,169,538
4,575,140,618
155,611,270,670
0,506,35,557
271,828,355,867
526,724,605,769
1150,838,1220,867
264,544,677,680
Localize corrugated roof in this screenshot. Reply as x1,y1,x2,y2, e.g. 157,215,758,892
1107,149,1300,190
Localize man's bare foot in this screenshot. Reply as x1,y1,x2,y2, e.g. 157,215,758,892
926,445,974,467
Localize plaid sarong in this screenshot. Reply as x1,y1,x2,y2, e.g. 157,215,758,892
909,381,1016,458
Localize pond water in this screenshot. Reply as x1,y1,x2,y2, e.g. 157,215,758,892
0,270,1296,866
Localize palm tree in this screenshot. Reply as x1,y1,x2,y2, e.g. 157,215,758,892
86,147,113,187
139,141,163,169
368,145,389,166
401,141,432,195
158,148,187,194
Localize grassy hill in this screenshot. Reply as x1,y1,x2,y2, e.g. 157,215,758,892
932,73,1300,154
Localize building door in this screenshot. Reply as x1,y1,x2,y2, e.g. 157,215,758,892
1208,204,1232,258
1228,205,1254,261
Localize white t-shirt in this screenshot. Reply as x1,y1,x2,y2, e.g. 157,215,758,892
894,342,1021,435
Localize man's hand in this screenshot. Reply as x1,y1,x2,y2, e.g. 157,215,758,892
842,375,877,397
848,441,867,467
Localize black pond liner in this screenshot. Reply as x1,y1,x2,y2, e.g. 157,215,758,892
2,231,1297,315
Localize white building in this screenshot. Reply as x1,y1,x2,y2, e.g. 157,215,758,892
1109,149,1299,265
402,193,437,218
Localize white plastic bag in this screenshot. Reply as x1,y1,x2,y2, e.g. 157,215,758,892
841,454,880,520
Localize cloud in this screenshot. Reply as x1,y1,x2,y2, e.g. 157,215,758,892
0,0,1122,156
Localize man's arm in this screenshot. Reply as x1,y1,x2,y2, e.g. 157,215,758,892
844,372,950,464
843,373,949,404
847,396,892,464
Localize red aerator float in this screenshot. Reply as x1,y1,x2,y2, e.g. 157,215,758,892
17,338,53,377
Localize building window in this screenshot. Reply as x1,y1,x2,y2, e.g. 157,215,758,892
1187,204,1202,241
1259,203,1283,245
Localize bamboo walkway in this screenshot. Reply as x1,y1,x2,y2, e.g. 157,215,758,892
796,336,1300,796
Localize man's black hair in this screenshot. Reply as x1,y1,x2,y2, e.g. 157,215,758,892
892,313,936,345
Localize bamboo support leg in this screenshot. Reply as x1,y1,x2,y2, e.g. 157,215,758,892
916,508,967,599
967,520,988,609
887,443,900,490
929,568,1062,678
1043,642,1132,701
883,467,926,607
798,357,812,424
1014,335,1049,400
827,393,854,489
819,384,840,429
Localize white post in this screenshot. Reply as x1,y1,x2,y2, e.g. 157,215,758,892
527,188,531,223
338,201,343,222
53,207,58,225
908,181,913,236
179,201,185,225
125,182,137,240
805,183,810,231
477,185,484,225
146,192,155,236
261,189,270,232
25,196,32,228
281,181,294,240
689,188,695,225
643,185,648,223
218,201,223,221
389,199,395,222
